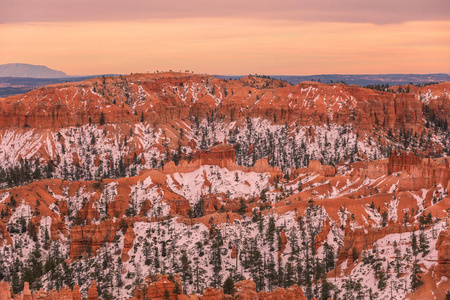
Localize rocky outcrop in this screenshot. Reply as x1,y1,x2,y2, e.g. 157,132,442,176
76,201,100,223
308,161,336,177
196,145,236,168
0,220,12,246
122,226,135,262
234,279,258,299
314,219,331,250
0,281,11,300
50,218,68,240
124,276,306,300
258,285,306,300
388,151,422,174
387,152,450,191
87,281,98,300
21,282,32,300
72,285,81,300
69,220,117,259
231,245,237,259
337,223,416,265
436,229,450,278
279,229,288,255
202,288,227,300
146,275,179,300
1,74,446,170
0,281,83,300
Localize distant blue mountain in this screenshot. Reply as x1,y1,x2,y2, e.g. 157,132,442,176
0,63,67,78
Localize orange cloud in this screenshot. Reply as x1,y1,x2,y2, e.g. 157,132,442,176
2,0,449,24
1,19,449,75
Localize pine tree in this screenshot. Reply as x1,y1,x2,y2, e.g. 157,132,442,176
419,230,430,256
410,261,423,290
173,281,181,295
266,215,276,250
394,241,402,277
249,240,265,291
320,275,332,300
265,254,277,290
210,234,223,288
100,112,106,125
193,257,207,294
116,257,123,288
180,250,192,288
237,199,247,214
284,262,295,288
223,274,235,295
411,231,418,256
323,242,335,272
164,289,170,300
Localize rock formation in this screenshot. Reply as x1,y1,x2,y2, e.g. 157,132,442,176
0,73,448,300
0,281,84,300
87,281,98,300
436,229,450,278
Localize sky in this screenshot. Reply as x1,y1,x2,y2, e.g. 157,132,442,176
1,0,449,75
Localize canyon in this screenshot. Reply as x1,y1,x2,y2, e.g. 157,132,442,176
0,73,448,300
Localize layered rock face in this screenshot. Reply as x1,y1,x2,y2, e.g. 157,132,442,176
0,74,449,300
0,220,12,245
436,229,450,278
308,160,336,177
0,281,82,300
0,148,448,299
337,223,417,265
127,276,305,300
87,281,98,300
258,285,306,300
387,151,450,191
388,151,422,174
0,281,11,300
69,221,116,259
0,72,447,133
69,218,139,260
0,277,306,300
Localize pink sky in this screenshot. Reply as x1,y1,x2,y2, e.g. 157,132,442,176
1,0,449,75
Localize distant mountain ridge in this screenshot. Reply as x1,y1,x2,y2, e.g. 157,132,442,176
217,73,450,86
1,67,450,97
0,63,67,78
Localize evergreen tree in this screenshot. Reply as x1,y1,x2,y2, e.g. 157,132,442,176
223,274,235,295
180,250,192,289
164,289,170,300
410,261,423,290
173,281,181,295
266,215,276,250
100,112,106,125
210,234,223,288
320,276,332,300
419,230,430,256
237,199,247,214
284,262,295,288
323,242,335,272
265,254,277,290
411,231,418,256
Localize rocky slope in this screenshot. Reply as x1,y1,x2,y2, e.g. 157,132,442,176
0,73,448,187
0,73,448,300
1,72,448,130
